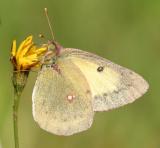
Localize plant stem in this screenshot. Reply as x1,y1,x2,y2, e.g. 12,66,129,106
13,92,21,148
12,71,29,148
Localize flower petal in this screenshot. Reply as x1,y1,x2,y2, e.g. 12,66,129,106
11,35,48,71
26,45,37,55
36,47,47,55
11,40,17,57
16,36,33,59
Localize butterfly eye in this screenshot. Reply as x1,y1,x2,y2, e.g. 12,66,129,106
97,66,104,72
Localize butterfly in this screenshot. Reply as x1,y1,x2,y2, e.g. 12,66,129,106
32,8,149,136
32,40,149,136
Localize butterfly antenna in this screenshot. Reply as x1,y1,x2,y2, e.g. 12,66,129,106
44,8,55,41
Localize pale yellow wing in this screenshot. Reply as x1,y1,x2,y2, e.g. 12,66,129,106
60,48,149,111
32,59,94,136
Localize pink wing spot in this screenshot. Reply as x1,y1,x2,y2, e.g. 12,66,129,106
67,94,76,103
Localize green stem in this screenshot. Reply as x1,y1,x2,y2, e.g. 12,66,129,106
12,71,29,148
13,93,21,148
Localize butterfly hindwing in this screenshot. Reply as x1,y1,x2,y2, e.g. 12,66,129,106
60,48,149,111
32,58,94,136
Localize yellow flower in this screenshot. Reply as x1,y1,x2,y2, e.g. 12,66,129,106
11,36,47,71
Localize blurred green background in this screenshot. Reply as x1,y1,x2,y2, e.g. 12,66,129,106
0,0,159,148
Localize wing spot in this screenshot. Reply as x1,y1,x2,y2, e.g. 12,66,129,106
113,90,119,94
86,90,91,94
97,66,104,72
67,94,76,103
126,83,132,87
94,95,99,100
103,93,108,97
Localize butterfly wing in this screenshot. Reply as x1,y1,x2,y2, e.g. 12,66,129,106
32,59,94,136
60,48,149,111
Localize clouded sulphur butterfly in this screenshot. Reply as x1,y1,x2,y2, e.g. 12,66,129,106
32,8,149,136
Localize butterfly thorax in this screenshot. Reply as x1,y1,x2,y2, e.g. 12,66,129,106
41,40,63,73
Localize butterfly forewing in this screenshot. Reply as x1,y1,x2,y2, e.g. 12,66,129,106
60,48,149,111
32,59,94,136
